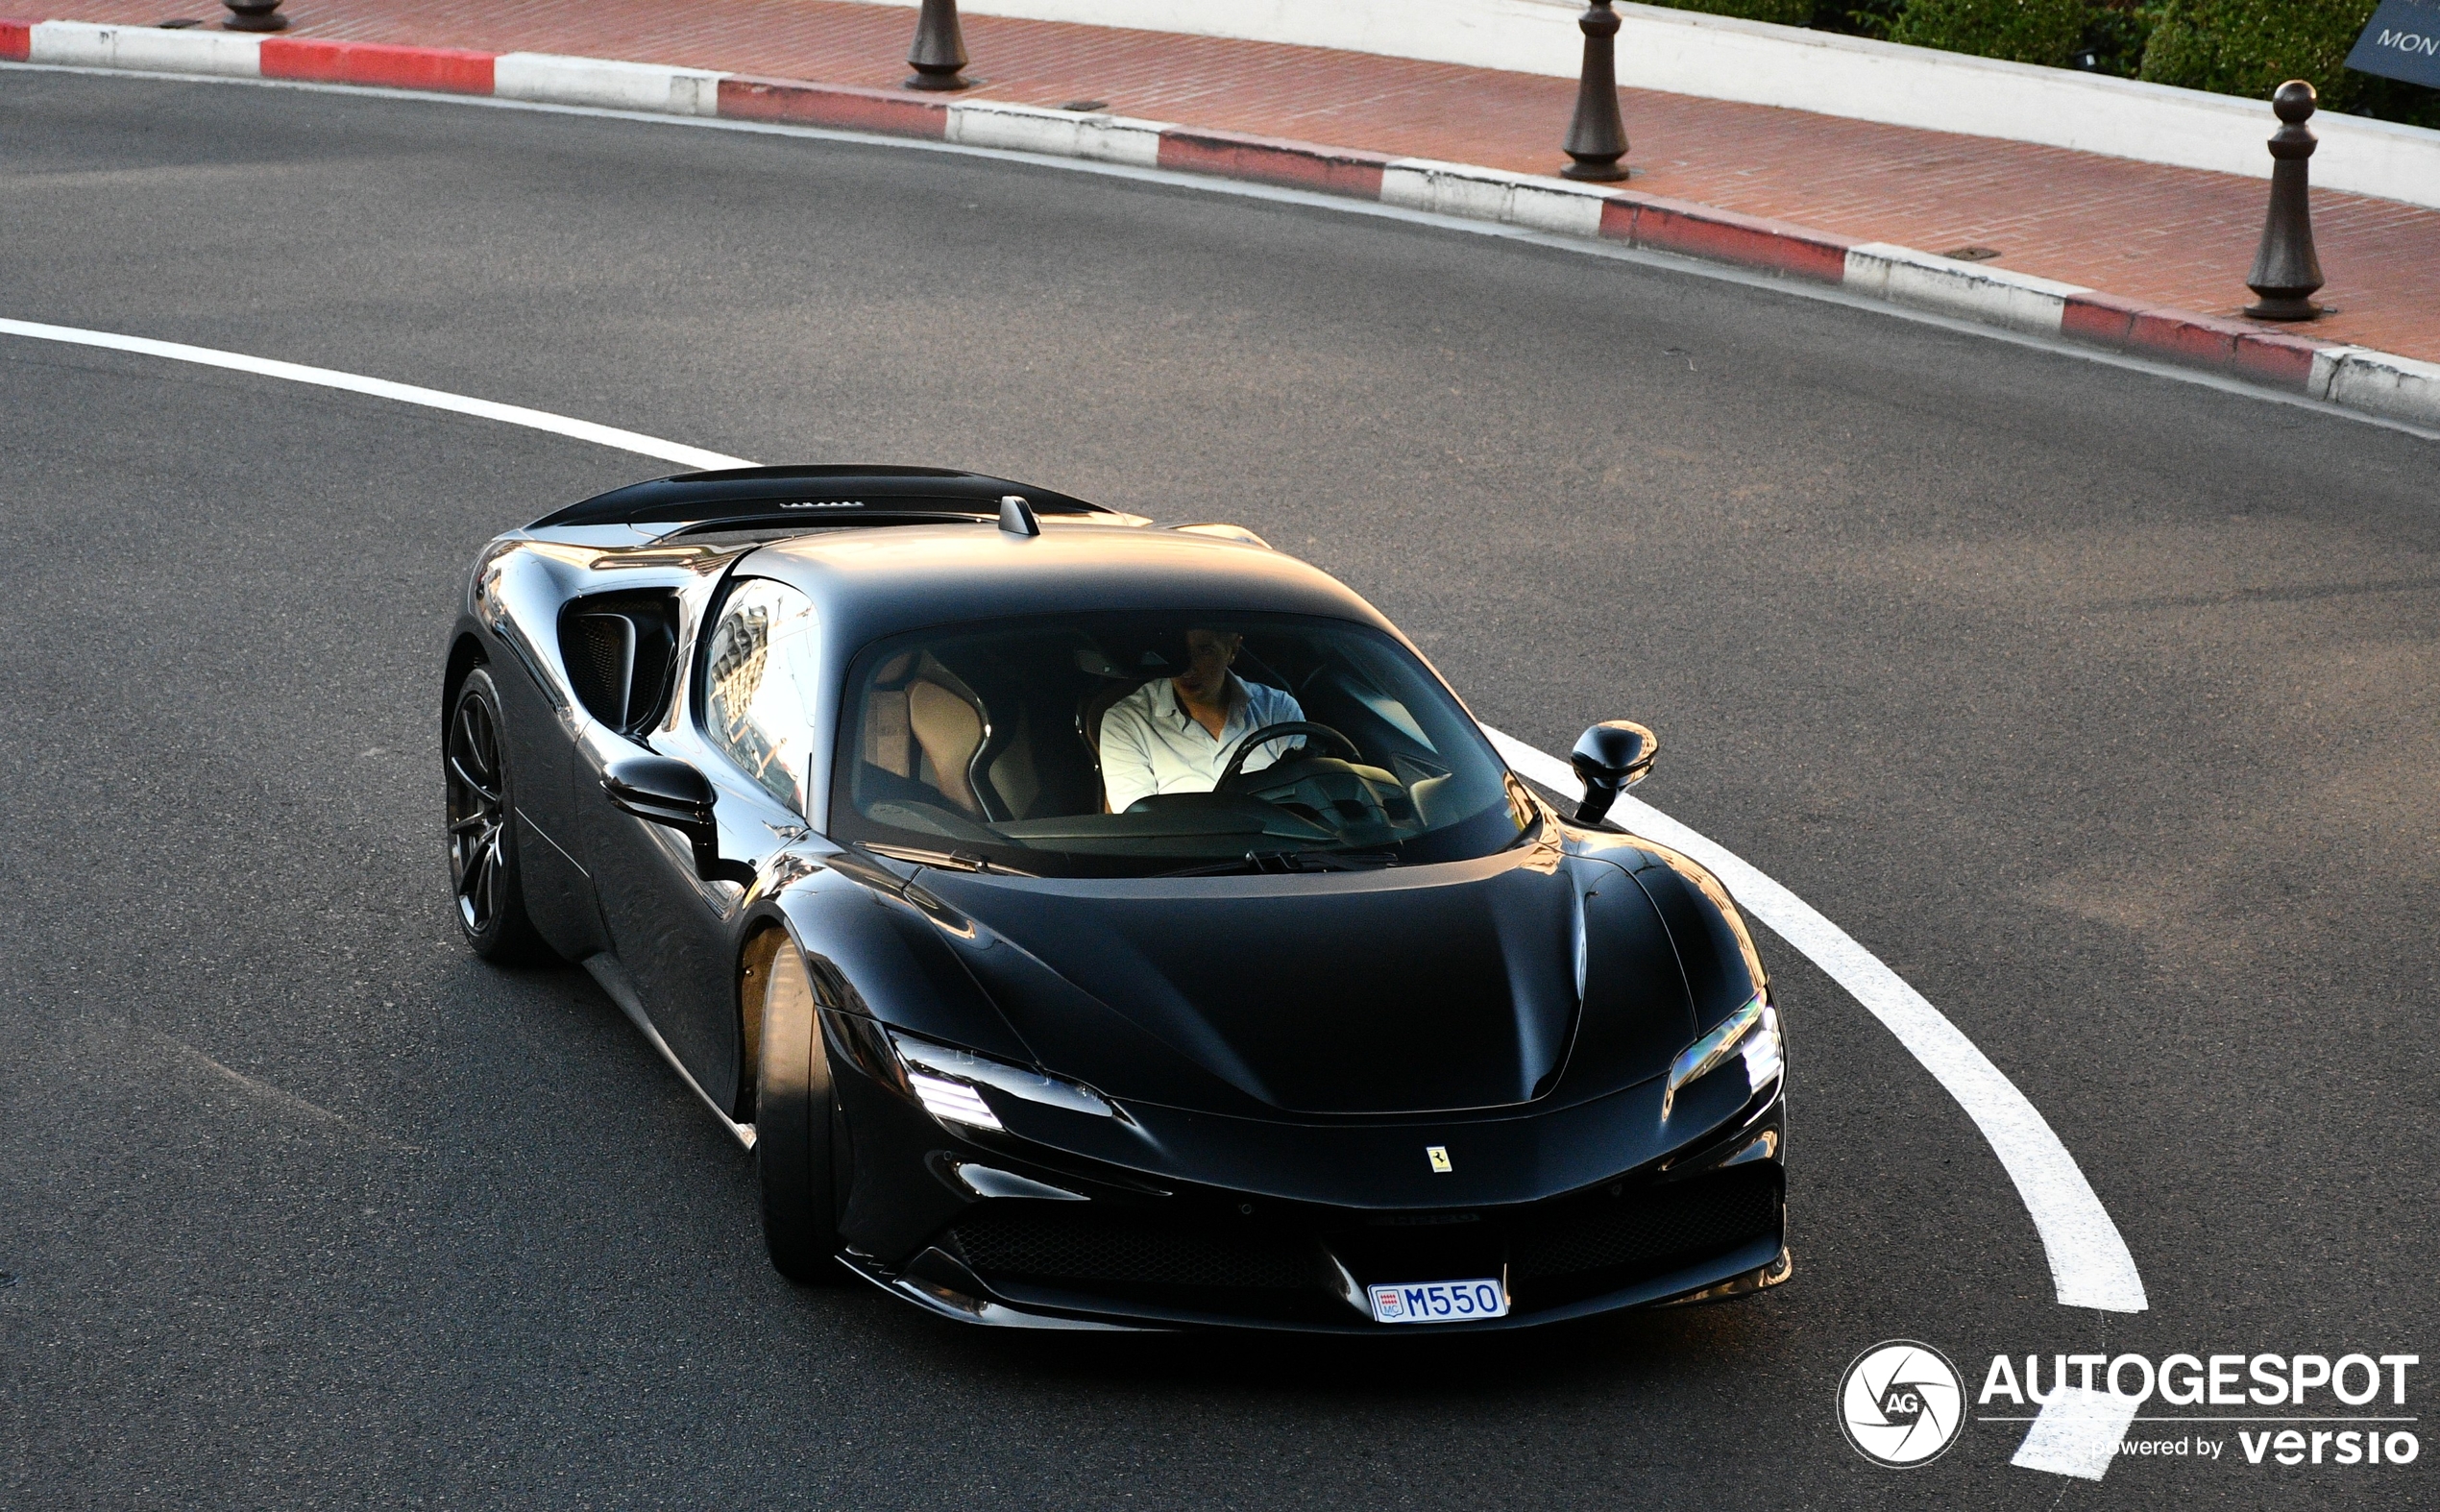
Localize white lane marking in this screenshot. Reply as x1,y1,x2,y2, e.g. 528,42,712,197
2010,1387,2144,1479
0,317,752,472
1481,729,2146,1314
0,317,2146,1315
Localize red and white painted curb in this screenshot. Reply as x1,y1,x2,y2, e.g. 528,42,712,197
8,17,2439,432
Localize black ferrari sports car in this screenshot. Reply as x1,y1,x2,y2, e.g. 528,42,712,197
446,465,1787,1330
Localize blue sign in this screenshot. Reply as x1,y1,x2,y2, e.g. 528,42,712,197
2347,0,2440,88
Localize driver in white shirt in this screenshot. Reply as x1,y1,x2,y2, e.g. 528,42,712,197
1098,627,1305,813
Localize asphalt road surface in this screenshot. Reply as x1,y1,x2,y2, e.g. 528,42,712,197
3,70,2434,1509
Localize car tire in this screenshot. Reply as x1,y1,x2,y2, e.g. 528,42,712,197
752,931,847,1283
445,666,551,963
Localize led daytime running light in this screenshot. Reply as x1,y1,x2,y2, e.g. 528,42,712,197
1663,994,1776,1120
1741,1004,1784,1088
886,1030,1120,1131
908,1070,1004,1132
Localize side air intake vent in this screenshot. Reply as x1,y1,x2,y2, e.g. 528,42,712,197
565,613,635,727
560,592,679,735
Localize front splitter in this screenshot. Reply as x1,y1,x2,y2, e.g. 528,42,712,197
834,1237,1792,1334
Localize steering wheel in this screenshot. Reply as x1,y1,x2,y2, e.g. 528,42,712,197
1214,720,1361,792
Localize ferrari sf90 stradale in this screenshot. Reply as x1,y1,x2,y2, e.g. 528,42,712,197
446,466,1787,1330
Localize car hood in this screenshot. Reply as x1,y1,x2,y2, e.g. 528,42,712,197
915,844,1686,1116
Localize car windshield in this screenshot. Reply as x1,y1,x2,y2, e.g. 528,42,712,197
832,611,1532,877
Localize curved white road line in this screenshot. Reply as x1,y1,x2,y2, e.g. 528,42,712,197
1481,732,2145,1314
0,318,753,473
1,318,2146,1314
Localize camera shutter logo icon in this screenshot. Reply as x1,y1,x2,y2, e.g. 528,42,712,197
1839,1341,1965,1468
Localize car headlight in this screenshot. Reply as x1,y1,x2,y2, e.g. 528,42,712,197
886,1030,1120,1133
1662,994,1782,1120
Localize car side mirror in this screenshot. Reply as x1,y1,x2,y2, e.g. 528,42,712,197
602,755,755,885
1570,720,1658,826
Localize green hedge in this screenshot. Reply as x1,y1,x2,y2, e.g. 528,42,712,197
1647,0,2440,128
2138,0,2390,112
1887,0,2091,66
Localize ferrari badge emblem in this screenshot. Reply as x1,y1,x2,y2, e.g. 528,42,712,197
1426,1145,1452,1173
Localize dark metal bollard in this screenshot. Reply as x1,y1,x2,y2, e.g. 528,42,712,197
1561,1,1629,183
904,0,973,92
221,0,289,31
2244,81,2326,322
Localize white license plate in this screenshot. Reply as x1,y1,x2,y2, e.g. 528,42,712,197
1367,1278,1508,1324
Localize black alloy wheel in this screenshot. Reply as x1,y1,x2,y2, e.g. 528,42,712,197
446,666,549,962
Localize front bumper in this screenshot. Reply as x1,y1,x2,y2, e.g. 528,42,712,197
831,1061,1790,1333
850,1238,1793,1333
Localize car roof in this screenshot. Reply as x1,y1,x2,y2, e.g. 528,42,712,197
733,522,1397,652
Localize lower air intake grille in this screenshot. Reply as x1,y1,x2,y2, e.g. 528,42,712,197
950,1207,1324,1292
1511,1164,1781,1285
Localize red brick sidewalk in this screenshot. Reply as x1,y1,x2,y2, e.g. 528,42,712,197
46,0,2440,362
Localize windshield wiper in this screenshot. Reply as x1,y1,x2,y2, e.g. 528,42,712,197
1155,849,1401,878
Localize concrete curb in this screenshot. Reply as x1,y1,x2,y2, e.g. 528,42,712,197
11,18,2438,433
830,0,2440,212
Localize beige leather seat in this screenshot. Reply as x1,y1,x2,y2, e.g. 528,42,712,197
862,653,987,816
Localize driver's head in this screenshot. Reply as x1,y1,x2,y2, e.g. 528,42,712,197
1173,627,1242,706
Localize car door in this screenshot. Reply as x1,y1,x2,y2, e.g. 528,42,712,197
580,576,820,1115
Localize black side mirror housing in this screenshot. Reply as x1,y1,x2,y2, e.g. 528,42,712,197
1570,720,1658,826
603,755,755,885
